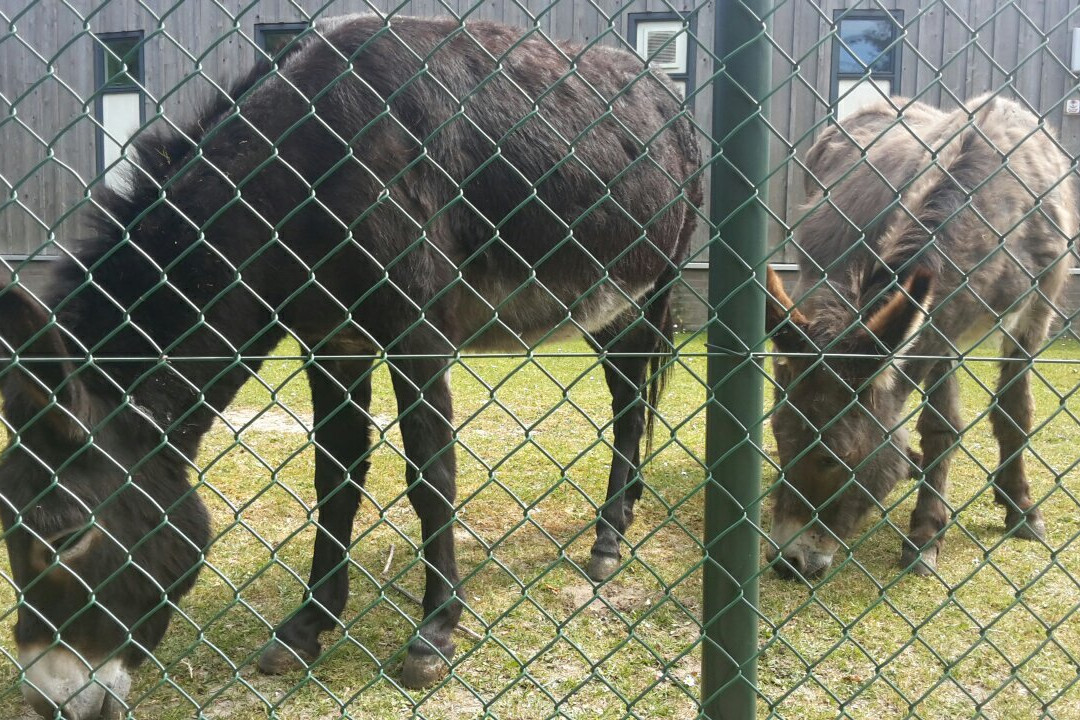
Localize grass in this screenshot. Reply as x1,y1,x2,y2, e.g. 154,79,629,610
0,334,1078,719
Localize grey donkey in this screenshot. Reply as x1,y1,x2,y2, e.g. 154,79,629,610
765,95,1077,579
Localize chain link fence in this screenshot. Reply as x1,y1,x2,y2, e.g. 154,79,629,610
0,1,1078,719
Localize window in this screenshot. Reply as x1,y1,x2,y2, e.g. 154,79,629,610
831,10,903,118
255,23,308,61
628,12,696,98
95,32,145,191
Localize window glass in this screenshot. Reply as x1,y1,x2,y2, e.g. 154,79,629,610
97,33,144,190
261,30,299,58
256,24,307,60
103,36,142,89
837,18,896,74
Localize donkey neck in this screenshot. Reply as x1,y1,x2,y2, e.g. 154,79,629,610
47,214,283,454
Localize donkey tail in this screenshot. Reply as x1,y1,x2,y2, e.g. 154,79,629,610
643,161,697,457
644,287,676,458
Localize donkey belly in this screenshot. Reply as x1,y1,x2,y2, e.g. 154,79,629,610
457,275,650,350
948,294,1038,352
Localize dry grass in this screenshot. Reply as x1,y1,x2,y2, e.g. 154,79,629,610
0,334,1078,719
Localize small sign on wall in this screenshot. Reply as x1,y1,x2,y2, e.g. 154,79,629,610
1067,98,1080,115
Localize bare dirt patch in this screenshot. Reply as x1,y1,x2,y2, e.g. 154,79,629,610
218,409,394,435
559,581,665,617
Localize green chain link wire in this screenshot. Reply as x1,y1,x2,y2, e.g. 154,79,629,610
2,1,1080,719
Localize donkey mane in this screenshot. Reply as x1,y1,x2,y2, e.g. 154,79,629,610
47,46,338,390
84,58,278,243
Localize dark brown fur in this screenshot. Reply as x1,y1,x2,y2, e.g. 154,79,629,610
0,16,701,715
766,95,1076,579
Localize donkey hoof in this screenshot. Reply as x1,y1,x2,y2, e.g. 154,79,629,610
401,652,450,689
258,640,315,675
587,552,621,583
900,542,938,576
1006,511,1046,542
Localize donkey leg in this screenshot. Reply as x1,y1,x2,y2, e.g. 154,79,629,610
990,333,1046,541
587,354,650,582
623,444,644,528
388,355,462,689
901,361,961,575
586,292,672,583
259,359,372,674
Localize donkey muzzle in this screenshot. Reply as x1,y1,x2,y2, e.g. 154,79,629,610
19,645,130,720
766,516,838,581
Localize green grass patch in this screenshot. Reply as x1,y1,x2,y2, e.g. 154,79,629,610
0,335,1078,718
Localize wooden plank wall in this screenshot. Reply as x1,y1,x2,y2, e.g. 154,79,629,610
767,0,1080,264
0,0,709,264
0,0,1077,310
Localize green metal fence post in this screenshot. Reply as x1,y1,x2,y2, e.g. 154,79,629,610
701,0,771,718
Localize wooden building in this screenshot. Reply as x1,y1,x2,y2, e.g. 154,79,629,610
1,1,1077,327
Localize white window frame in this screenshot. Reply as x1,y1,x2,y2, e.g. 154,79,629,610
628,12,696,98
95,31,145,191
831,9,903,119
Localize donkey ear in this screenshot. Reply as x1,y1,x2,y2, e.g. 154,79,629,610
765,266,811,352
860,269,934,353
0,284,91,440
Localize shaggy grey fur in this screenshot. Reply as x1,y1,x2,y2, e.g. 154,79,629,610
767,95,1077,579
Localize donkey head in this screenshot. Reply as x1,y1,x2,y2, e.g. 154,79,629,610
0,284,209,719
764,267,931,579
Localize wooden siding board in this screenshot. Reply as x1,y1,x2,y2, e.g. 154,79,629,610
990,1,1020,92
1049,2,1080,153
898,0,923,101
917,0,945,106
1,0,95,257
962,0,980,100
2,0,1077,275
969,0,998,93
1014,1,1044,110
940,0,972,103
688,2,712,262
1034,0,1068,120
767,0,793,257
776,0,828,262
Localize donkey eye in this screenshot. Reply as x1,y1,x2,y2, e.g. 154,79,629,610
50,529,85,551
817,454,841,469
44,526,99,561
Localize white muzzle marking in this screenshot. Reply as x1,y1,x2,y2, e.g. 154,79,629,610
768,515,838,577
19,645,130,720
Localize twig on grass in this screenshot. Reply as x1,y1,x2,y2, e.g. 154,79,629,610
381,543,484,642
382,542,395,576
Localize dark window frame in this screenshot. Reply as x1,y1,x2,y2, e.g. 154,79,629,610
627,11,697,96
94,31,146,179
830,9,904,110
254,22,309,61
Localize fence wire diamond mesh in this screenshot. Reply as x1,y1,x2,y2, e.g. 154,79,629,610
0,1,1078,720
